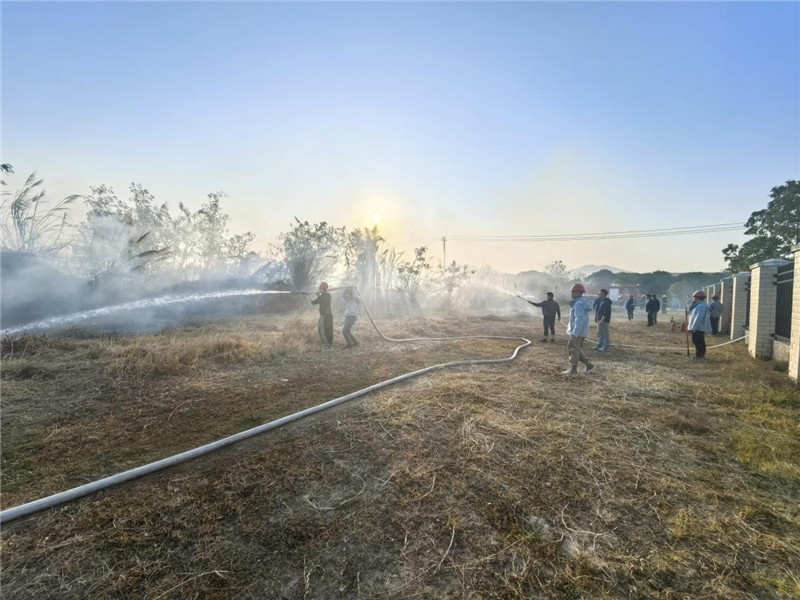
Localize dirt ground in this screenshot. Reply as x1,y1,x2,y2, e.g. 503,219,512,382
1,307,798,599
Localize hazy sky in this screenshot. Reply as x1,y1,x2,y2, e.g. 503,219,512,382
2,1,798,274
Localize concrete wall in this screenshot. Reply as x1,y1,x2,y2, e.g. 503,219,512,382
774,339,791,364
790,246,800,383
719,277,733,335
730,272,750,340
748,259,791,359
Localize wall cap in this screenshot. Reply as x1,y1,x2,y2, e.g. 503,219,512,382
733,271,751,277
750,258,791,269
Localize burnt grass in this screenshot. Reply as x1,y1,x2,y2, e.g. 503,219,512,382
1,310,799,599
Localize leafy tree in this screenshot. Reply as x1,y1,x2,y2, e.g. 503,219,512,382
274,219,345,291
545,260,568,279
722,180,800,272
586,269,615,286
432,260,475,301
396,246,431,303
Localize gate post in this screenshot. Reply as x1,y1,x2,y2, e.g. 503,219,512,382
748,259,790,359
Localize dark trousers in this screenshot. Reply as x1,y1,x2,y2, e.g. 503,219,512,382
710,317,719,336
627,308,634,321
692,330,706,357
318,313,333,346
647,311,655,326
543,315,556,336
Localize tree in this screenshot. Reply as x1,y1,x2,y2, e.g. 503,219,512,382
545,260,568,280
586,269,615,286
722,180,800,272
432,260,475,301
396,246,431,303
274,219,346,291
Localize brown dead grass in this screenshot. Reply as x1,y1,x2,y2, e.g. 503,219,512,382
1,308,799,599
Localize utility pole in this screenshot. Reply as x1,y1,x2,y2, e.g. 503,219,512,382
441,236,447,267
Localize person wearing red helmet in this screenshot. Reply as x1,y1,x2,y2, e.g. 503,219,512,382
562,283,595,375
688,290,712,360
310,281,333,348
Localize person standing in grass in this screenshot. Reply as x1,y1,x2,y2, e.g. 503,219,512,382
341,287,361,348
594,288,612,352
688,289,712,360
310,281,333,348
708,294,724,336
645,294,655,326
562,283,595,375
661,295,668,316
624,294,636,320
525,291,561,343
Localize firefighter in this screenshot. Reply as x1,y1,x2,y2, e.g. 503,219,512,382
525,291,561,343
310,282,333,348
561,283,595,375
688,290,712,360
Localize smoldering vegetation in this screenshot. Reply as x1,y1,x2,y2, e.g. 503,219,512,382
1,170,570,335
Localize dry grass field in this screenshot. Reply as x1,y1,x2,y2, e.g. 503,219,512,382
1,308,798,599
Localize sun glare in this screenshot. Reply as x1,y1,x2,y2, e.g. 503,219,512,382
372,213,382,224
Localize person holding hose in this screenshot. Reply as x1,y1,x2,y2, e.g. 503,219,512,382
688,289,711,360
310,282,333,348
594,288,612,352
524,291,561,343
562,283,595,375
342,286,361,348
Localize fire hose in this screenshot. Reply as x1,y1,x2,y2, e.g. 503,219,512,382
0,289,531,524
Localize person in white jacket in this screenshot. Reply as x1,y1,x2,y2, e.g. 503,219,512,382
341,287,361,348
688,289,712,360
562,283,596,375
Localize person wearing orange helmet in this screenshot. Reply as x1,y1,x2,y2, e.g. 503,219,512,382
688,290,712,360
310,281,333,348
562,283,595,375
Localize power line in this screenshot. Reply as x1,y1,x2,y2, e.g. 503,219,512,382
447,222,745,242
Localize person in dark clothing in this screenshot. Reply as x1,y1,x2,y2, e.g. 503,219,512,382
645,295,655,326
594,289,612,351
624,294,636,320
652,295,661,324
310,281,333,348
525,292,561,342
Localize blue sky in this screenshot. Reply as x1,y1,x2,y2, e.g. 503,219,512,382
2,1,798,273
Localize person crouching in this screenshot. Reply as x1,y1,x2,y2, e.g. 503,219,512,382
310,282,333,348
342,287,361,348
688,290,711,360
562,283,595,375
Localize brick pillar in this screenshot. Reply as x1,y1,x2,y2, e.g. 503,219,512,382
748,259,791,359
790,246,800,383
720,277,733,335
730,272,750,339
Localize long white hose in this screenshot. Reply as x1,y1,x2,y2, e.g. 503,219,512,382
0,296,530,524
